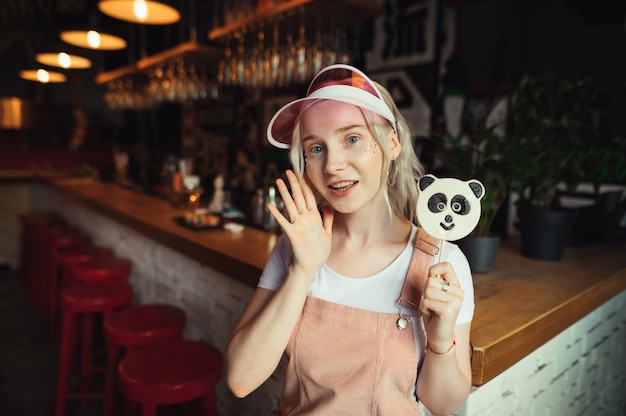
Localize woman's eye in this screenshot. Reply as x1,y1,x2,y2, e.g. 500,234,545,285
346,135,359,144
309,145,323,154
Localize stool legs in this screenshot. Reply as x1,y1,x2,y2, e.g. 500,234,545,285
55,310,77,416
129,389,218,415
201,391,218,416
141,403,157,416
80,314,94,407
54,310,102,416
103,342,121,416
183,392,219,416
134,398,217,416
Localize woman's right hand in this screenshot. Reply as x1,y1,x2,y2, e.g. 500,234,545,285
227,170,332,398
267,170,334,279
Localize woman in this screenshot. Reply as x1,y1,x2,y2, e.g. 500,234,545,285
225,64,474,415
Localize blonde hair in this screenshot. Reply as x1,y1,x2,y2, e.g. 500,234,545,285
288,81,423,224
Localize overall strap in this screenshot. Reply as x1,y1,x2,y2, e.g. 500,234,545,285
397,227,440,312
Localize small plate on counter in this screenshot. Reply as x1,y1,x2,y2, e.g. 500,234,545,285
174,209,222,231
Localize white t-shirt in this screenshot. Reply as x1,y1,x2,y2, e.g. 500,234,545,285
258,225,475,324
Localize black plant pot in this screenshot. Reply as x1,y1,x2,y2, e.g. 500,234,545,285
519,207,576,261
457,234,501,274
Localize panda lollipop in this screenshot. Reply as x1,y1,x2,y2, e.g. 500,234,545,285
416,174,485,251
395,174,485,331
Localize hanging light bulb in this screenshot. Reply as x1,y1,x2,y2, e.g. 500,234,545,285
88,30,101,49
134,0,148,21
60,30,127,50
19,69,66,83
58,52,71,68
37,69,50,83
98,0,180,25
35,52,92,69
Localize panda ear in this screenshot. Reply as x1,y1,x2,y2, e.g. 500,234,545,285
419,174,436,191
468,180,485,199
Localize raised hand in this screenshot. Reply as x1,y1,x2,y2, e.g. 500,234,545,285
267,170,334,279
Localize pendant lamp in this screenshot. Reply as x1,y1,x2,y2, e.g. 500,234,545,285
35,52,92,69
98,0,181,25
19,69,67,83
60,30,127,50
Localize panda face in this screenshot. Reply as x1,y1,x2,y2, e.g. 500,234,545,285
417,174,485,241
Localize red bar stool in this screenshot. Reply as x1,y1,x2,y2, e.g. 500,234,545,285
102,304,187,416
26,223,67,305
18,212,65,291
69,257,133,284
58,246,116,288
54,281,134,416
19,214,66,300
52,247,116,335
118,339,223,416
42,230,92,333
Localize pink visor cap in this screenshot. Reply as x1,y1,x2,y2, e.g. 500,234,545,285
266,64,396,149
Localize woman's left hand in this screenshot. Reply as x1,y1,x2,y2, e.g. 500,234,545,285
419,262,464,352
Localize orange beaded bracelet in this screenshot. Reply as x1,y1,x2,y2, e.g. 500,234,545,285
426,334,456,355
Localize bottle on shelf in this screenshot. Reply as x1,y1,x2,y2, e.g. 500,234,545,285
251,188,265,227
263,186,278,232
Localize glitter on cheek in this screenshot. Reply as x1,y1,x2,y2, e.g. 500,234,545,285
367,138,379,154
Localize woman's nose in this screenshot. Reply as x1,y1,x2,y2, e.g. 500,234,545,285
323,149,346,174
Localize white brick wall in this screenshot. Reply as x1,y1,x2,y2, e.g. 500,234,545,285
3,182,625,416
447,289,626,416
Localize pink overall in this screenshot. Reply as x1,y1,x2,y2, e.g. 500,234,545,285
279,228,439,415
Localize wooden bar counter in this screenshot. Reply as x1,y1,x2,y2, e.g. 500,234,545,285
470,239,625,385
42,177,626,387
44,176,274,288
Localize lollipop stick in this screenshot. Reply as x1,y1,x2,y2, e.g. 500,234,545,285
439,241,445,264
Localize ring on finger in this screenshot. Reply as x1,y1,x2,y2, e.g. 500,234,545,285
441,280,450,293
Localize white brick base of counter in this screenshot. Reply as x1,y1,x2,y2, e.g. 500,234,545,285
443,289,626,416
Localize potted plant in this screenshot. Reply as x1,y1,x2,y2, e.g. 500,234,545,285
432,121,508,273
505,64,604,260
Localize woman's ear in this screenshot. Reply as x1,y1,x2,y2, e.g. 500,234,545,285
388,128,402,159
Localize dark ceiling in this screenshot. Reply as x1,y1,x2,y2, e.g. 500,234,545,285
2,0,625,100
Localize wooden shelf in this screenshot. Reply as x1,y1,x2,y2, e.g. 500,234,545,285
208,0,383,41
94,64,138,85
135,42,222,71
94,1,381,87
94,42,223,85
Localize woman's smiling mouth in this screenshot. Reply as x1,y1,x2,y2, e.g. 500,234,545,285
329,181,357,192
